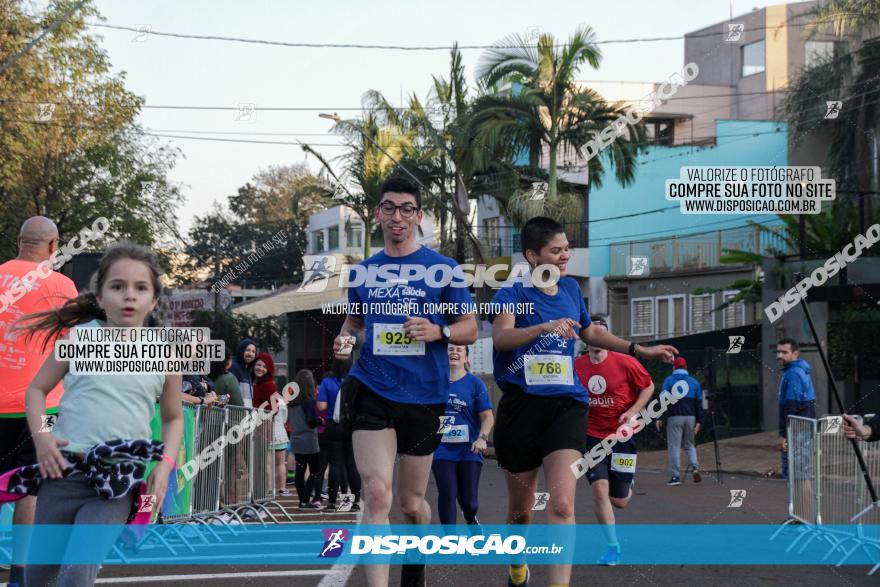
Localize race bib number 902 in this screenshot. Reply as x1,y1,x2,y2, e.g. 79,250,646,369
373,323,425,356
524,354,573,386
610,453,637,474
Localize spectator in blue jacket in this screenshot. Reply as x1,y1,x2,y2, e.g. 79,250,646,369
230,338,258,408
656,357,703,485
776,338,816,479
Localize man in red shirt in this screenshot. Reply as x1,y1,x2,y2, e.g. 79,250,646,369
574,315,654,566
0,217,78,586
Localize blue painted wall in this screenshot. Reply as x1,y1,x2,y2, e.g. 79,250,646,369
588,119,789,277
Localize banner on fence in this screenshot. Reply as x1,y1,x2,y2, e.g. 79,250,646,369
145,404,196,518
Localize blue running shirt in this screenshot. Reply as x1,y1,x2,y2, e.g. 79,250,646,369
347,246,475,405
489,277,591,402
434,373,492,463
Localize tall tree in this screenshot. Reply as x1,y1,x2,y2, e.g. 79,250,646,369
176,203,307,289
228,163,327,227
365,45,516,262
0,0,182,260
472,27,645,225
364,45,519,262
782,0,880,211
304,106,412,258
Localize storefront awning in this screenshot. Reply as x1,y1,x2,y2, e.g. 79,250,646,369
233,254,351,318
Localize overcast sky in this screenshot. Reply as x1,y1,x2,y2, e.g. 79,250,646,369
81,0,802,232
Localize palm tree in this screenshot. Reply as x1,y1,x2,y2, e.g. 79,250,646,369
782,1,880,212
471,26,645,224
303,109,412,258
363,45,518,263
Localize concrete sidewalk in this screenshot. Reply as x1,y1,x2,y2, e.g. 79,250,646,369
638,430,782,478
485,430,784,478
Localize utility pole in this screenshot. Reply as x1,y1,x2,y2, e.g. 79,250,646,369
213,242,220,311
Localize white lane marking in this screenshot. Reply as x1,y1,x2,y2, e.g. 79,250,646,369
96,570,335,583
316,509,361,587
316,565,354,587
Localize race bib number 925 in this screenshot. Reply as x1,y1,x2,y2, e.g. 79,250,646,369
373,323,425,356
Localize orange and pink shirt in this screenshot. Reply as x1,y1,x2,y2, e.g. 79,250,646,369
0,259,78,416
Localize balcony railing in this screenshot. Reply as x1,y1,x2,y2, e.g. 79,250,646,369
608,224,789,276
474,222,589,258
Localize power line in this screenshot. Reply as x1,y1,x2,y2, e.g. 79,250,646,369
144,132,346,147
82,18,824,51
589,215,782,244
0,1,87,75
590,204,680,223
150,129,340,137
2,78,871,117
0,90,822,111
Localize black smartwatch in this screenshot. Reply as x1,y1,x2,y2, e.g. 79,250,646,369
440,325,451,342
628,342,638,357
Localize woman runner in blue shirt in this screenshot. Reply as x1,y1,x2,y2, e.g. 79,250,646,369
490,217,676,587
431,344,494,527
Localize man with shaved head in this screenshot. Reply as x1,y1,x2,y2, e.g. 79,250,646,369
0,217,77,586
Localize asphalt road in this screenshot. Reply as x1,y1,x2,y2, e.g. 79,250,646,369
4,462,876,586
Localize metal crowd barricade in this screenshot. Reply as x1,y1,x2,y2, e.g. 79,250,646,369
786,415,818,525
772,415,880,575
138,398,295,558
245,407,291,523
191,406,226,517
219,405,254,523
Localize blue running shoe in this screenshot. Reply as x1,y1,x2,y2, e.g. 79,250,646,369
598,547,622,565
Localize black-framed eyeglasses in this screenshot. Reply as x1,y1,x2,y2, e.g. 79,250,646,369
378,201,420,218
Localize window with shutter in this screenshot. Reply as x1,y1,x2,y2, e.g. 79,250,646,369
631,298,654,336
722,292,746,328
690,294,714,333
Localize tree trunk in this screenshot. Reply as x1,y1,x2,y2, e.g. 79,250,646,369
439,205,447,250
453,175,469,263
548,143,558,201
362,215,372,258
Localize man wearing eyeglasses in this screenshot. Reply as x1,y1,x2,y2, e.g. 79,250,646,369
333,176,478,587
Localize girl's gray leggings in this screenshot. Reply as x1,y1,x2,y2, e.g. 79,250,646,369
26,475,133,587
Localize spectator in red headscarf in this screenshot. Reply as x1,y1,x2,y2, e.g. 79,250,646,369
252,353,277,409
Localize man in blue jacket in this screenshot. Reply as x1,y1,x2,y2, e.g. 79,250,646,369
776,338,816,479
656,357,703,485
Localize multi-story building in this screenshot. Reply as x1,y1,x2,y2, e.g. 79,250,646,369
592,119,790,338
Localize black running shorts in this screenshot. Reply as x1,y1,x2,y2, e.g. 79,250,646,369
348,378,445,457
584,435,637,499
0,417,37,474
493,383,588,474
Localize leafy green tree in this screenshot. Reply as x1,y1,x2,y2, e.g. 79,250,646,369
782,0,880,201
228,163,327,227
303,108,412,258
176,206,307,289
472,27,645,224
363,45,520,262
0,1,182,261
